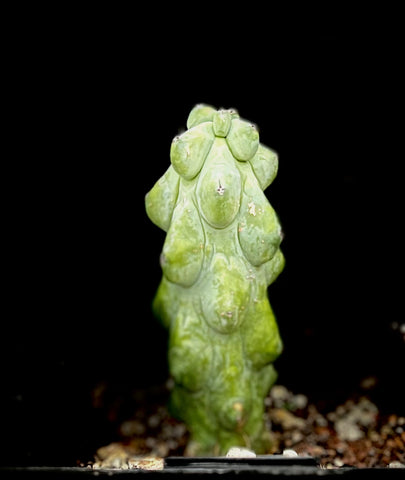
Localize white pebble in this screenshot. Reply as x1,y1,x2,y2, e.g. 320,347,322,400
282,449,298,457
333,458,344,467
226,447,256,458
292,394,308,409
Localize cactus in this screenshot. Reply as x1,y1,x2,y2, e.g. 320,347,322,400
145,104,285,456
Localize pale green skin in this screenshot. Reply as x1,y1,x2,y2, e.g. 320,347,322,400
145,104,284,456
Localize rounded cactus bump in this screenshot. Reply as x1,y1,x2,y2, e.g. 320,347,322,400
145,104,285,456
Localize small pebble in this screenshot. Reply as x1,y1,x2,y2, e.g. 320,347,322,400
292,394,308,410
388,461,405,468
148,414,161,428
226,447,256,458
270,385,290,407
335,419,364,441
283,449,298,457
333,458,344,467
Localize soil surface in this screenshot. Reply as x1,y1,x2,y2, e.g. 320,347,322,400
86,377,405,471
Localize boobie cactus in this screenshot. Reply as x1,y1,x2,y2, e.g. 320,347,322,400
145,104,284,455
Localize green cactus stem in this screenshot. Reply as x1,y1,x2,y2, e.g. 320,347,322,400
145,104,284,456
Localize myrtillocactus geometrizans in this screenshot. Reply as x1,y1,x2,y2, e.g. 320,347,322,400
145,104,285,455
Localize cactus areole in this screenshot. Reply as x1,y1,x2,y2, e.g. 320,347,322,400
145,104,285,456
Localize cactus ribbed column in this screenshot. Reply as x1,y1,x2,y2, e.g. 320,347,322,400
145,104,285,456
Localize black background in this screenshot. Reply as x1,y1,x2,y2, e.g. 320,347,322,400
2,20,404,467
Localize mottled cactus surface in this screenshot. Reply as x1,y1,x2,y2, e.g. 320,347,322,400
145,104,284,456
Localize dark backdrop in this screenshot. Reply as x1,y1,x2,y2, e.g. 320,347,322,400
2,30,404,466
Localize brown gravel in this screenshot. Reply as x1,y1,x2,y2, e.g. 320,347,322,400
89,379,405,470
265,384,405,468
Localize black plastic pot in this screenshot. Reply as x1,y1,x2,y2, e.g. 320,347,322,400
1,456,404,478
